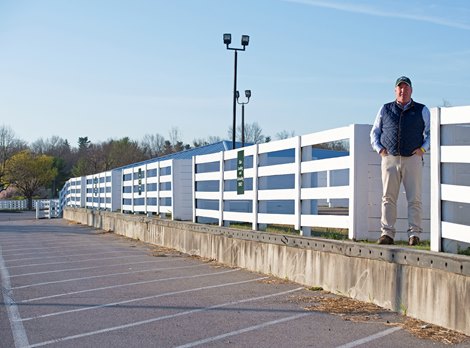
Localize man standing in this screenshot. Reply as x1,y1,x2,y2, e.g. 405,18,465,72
370,76,430,245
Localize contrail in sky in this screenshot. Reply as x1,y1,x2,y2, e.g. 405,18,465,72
283,0,470,31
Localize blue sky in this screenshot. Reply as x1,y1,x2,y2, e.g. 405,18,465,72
1,0,470,146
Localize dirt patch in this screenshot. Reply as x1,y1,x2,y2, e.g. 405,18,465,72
402,318,468,345
149,245,185,257
291,294,469,345
303,295,385,315
259,277,295,285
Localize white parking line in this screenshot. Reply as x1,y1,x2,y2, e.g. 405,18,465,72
20,267,238,303
7,254,149,269
0,237,91,246
4,247,127,259
5,249,142,263
1,242,104,253
335,326,402,348
176,312,311,348
10,259,169,278
20,274,264,322
0,244,30,347
12,263,206,289
27,287,304,347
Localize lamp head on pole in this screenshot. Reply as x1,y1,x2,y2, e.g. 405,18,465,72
223,33,232,46
236,90,240,100
245,90,251,99
241,35,250,47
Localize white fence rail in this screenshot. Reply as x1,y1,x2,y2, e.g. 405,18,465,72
0,199,60,218
121,159,192,220
61,159,192,221
0,199,60,211
85,170,121,211
194,124,374,240
431,106,470,252
0,200,28,210
193,123,431,241
62,177,86,208
56,107,470,252
35,199,61,219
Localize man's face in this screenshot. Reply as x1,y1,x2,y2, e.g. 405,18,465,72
395,83,412,105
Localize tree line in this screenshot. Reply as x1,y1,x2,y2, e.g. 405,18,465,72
1,123,296,207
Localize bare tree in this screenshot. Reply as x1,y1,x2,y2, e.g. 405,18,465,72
141,133,166,158
168,127,182,147
440,99,452,107
192,136,222,148
228,122,266,144
275,130,296,140
244,122,265,144
31,136,71,158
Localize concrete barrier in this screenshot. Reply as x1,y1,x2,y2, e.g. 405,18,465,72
64,207,470,336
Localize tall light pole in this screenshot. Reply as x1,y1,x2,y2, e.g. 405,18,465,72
224,33,249,149
236,90,251,147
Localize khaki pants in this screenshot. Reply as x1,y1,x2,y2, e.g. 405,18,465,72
381,154,423,239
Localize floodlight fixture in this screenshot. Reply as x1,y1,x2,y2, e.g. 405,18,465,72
241,35,250,47
223,33,232,46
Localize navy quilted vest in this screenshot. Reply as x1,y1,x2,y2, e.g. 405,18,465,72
380,101,425,156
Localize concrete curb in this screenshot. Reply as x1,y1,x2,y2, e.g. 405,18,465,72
64,207,470,336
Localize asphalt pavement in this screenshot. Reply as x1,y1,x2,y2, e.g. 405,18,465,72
1,211,468,348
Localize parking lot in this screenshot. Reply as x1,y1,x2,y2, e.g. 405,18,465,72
1,211,467,347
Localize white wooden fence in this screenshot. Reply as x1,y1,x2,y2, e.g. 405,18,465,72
35,199,60,219
193,124,432,241
431,106,470,252
193,124,430,240
0,199,28,210
57,106,470,251
0,199,60,218
0,199,59,211
64,177,86,208
85,170,121,211
122,159,192,220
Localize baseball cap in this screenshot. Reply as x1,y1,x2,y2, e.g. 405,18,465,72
395,76,412,87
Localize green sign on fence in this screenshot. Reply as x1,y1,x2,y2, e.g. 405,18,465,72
237,150,244,195
138,168,143,195
93,177,98,196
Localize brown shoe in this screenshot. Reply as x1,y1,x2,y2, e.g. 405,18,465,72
377,235,394,245
409,236,420,246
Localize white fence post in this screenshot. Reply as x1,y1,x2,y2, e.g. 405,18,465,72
294,136,301,231
430,107,442,252
156,162,161,216
219,151,224,227
300,141,313,236
252,144,259,230
349,124,371,240
192,156,196,223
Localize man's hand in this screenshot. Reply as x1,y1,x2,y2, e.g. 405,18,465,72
379,148,388,157
412,147,425,157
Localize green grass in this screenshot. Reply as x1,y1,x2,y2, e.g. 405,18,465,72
226,222,434,250
359,238,431,250
457,247,470,256
227,223,349,240
311,227,348,240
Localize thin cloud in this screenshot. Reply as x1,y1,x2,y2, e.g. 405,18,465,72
283,0,470,30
